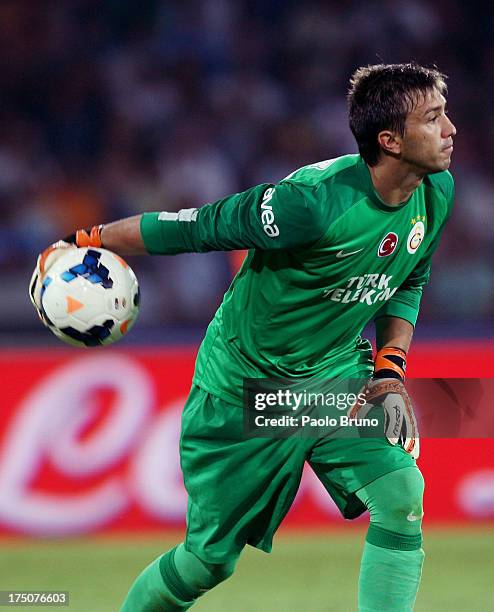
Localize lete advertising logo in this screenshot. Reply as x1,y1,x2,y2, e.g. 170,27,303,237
0,353,343,535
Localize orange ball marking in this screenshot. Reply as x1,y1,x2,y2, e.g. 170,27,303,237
120,319,131,335
66,296,84,314
114,254,129,268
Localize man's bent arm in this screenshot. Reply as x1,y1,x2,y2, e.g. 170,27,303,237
375,316,414,353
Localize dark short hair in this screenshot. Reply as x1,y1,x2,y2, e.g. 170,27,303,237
347,63,448,166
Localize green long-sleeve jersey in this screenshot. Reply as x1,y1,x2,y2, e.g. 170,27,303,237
141,154,454,405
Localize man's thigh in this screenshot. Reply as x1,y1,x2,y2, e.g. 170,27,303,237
180,385,307,563
309,437,416,520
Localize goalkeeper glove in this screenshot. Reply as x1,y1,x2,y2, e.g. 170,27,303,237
349,347,419,459
62,225,104,249
29,225,104,322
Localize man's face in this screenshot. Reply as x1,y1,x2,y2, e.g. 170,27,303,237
400,88,456,173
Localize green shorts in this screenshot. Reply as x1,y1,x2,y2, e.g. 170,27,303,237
180,383,415,564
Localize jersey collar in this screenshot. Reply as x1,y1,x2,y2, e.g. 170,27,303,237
359,157,414,212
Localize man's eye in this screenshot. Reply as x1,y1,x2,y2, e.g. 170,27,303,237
429,116,439,122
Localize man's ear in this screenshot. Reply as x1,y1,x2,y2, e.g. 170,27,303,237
377,130,402,156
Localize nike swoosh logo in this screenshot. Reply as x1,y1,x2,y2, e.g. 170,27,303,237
407,512,424,522
335,248,364,258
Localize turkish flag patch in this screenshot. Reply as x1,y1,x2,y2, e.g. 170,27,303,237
377,232,399,257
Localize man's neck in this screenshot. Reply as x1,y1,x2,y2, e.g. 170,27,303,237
368,159,424,206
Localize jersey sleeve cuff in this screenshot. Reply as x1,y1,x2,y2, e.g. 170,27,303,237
140,212,185,255
373,302,419,327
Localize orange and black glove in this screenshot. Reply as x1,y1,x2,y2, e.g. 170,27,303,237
62,224,104,248
349,347,419,459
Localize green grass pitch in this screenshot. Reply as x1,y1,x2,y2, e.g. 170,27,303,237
1,528,493,611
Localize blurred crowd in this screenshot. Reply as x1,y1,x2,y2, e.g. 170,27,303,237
1,0,493,338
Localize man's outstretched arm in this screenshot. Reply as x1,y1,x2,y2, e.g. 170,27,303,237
31,181,326,315
58,180,326,258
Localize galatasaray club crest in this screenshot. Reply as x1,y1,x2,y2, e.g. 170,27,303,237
407,216,426,254
377,232,398,257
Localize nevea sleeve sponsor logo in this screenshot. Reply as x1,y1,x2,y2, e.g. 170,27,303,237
260,187,280,238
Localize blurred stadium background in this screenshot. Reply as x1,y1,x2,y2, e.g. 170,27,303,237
0,1,493,610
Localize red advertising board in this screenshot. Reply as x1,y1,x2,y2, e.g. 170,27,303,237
0,342,493,536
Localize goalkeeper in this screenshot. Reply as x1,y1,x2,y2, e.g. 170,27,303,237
32,63,456,611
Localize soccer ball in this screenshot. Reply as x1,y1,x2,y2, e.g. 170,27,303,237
39,247,140,347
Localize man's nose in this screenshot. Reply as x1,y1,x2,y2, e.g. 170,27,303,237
444,115,457,138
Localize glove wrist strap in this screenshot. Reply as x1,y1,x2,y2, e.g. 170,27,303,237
374,347,407,381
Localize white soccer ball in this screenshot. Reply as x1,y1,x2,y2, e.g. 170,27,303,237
39,247,140,347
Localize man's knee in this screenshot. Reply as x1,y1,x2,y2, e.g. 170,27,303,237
384,466,424,519
357,466,425,550
358,466,425,530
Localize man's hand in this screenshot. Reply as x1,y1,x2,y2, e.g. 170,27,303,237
29,225,103,321
350,346,419,459
349,377,419,459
